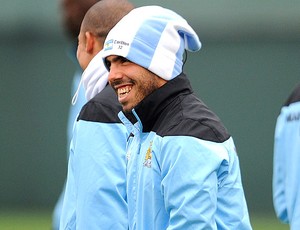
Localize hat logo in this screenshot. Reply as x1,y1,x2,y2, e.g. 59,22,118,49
104,39,130,52
104,39,113,51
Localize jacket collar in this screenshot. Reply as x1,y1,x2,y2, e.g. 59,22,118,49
127,72,193,132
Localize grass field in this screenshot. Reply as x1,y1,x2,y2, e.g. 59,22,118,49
0,209,289,230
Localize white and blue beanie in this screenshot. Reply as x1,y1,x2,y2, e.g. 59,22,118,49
102,5,202,81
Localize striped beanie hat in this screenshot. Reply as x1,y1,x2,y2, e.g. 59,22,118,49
102,5,201,81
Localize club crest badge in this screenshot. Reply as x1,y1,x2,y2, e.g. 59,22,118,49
143,141,153,168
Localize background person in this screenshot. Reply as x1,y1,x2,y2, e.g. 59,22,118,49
273,83,300,230
60,0,134,229
102,5,252,229
52,0,100,229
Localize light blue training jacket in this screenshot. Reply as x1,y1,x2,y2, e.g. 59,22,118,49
119,73,252,230
273,83,300,230
60,85,128,229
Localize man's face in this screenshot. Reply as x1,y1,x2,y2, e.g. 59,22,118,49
107,55,167,113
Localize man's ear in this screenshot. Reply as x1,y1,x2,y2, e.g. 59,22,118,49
85,31,95,53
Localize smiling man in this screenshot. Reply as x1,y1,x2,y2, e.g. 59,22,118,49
102,5,253,230
106,56,166,112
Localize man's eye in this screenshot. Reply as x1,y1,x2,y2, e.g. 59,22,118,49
120,57,130,64
104,59,111,71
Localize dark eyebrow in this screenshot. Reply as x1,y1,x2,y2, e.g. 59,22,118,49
110,56,128,63
105,56,128,71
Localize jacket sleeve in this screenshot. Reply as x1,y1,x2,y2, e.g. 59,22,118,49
159,136,250,229
61,120,128,229
272,109,289,223
59,121,79,229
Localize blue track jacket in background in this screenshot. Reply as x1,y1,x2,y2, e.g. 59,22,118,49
273,83,300,230
60,85,128,229
119,73,252,230
53,45,86,230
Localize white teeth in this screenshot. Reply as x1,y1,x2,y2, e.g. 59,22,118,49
118,86,132,95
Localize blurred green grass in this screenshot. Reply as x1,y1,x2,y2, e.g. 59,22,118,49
0,209,289,230
250,213,288,230
0,209,51,230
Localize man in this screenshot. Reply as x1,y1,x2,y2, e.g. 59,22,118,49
273,83,300,230
102,6,253,229
53,0,99,229
60,0,134,229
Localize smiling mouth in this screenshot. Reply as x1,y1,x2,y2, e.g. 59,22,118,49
117,85,132,99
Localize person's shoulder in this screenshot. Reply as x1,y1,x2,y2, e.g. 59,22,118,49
284,83,300,106
92,84,116,101
157,94,230,143
78,85,122,123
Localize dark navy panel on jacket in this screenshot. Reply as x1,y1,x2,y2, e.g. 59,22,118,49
134,73,230,143
77,84,122,123
284,83,300,106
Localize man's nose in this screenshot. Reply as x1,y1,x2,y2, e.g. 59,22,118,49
108,64,122,83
